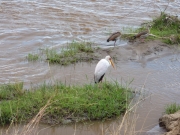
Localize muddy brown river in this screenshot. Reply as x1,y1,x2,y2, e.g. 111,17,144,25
0,0,180,135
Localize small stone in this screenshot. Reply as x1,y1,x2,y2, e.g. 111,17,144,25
159,110,180,135
62,119,72,124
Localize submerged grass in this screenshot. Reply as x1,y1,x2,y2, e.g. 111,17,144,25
165,103,180,114
46,41,95,65
0,81,132,126
26,53,39,61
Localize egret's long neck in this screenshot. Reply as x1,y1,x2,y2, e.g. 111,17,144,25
106,59,111,66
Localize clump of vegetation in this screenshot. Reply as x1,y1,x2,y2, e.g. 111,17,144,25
121,33,135,41
46,41,95,65
150,13,180,44
0,81,132,126
165,103,180,114
122,13,180,44
26,53,39,61
0,82,24,100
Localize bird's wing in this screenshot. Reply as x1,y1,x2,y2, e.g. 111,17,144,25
111,32,119,36
107,32,121,41
136,31,148,38
94,59,109,82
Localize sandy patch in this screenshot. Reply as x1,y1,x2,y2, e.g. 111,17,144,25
94,40,176,65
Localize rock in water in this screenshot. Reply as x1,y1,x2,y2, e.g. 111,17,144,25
159,110,180,135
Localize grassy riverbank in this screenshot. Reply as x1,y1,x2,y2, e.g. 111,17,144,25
122,13,180,44
165,103,180,114
0,82,132,126
149,13,180,44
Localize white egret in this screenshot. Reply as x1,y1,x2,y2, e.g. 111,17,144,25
94,55,115,83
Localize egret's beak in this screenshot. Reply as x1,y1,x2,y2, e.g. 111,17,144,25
110,59,115,69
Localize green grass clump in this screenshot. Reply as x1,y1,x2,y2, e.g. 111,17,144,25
26,53,39,61
121,33,135,41
0,82,24,100
122,13,180,44
46,41,95,65
150,13,180,44
165,103,180,114
0,81,132,126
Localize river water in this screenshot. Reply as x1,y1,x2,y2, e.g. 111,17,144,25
0,0,180,135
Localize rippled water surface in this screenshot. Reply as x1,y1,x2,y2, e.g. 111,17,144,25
0,0,180,134
0,0,180,85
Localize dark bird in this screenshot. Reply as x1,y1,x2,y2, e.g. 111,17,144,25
107,32,121,46
133,27,150,42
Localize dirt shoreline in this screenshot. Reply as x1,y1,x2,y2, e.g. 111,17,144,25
94,40,176,66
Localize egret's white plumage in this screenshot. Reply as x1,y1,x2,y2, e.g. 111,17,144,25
94,55,115,83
